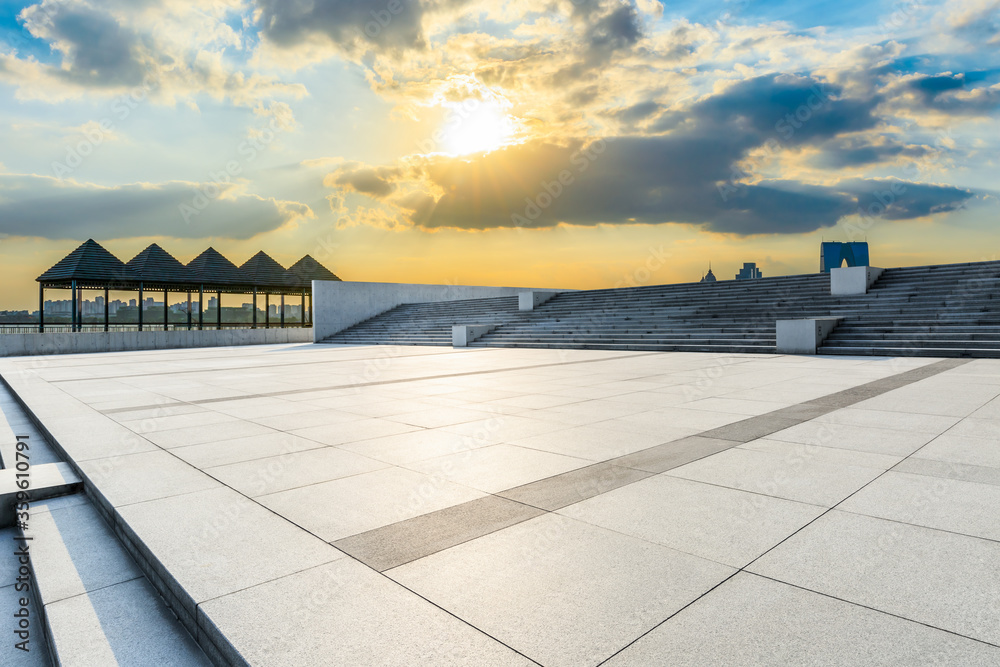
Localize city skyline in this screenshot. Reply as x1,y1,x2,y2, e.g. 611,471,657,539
1,0,998,310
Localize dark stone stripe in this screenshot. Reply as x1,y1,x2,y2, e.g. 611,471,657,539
333,496,545,572
498,462,654,511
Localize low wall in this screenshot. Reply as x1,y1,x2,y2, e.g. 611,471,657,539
312,280,567,342
0,327,313,357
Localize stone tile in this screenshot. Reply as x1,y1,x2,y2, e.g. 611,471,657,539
561,475,824,567
679,397,793,416
44,577,211,666
143,419,275,449
258,466,486,541
334,496,544,571
78,450,220,508
116,486,342,615
509,425,673,462
813,408,960,435
405,444,591,494
667,447,883,507
389,514,734,667
893,457,1000,487
122,410,237,433
912,433,1000,469
740,438,904,470
749,510,1000,645
337,428,493,466
248,408,366,431
599,408,744,435
947,417,1000,440
767,421,936,456
26,501,143,605
604,572,1000,667
611,436,738,474
198,559,534,667
498,461,653,511
206,446,388,496
700,416,803,443
169,431,326,469
292,419,421,446
43,417,159,461
839,471,1000,540
386,406,500,428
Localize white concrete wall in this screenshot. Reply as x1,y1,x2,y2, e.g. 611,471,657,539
776,318,841,355
0,328,313,357
831,266,884,295
312,280,567,342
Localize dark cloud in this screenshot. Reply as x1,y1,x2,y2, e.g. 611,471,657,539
255,0,429,55
584,2,643,64
396,138,844,235
845,179,974,220
20,2,151,88
609,100,664,125
813,137,931,168
0,175,311,240
906,72,1000,115
331,166,399,198
692,74,881,144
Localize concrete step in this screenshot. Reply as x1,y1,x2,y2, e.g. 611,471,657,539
19,494,213,667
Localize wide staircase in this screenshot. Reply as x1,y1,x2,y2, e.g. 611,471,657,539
818,260,1000,357
322,260,1000,357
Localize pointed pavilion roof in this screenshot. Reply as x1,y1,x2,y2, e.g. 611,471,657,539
37,239,131,283
239,251,289,288
285,255,341,287
125,243,194,284
186,247,247,285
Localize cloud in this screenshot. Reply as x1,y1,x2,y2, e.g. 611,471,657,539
905,72,1000,115
254,0,431,61
322,134,974,236
0,0,305,106
812,137,932,168
0,174,313,240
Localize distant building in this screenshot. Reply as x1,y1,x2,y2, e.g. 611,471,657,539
821,241,869,273
700,266,717,283
735,262,762,280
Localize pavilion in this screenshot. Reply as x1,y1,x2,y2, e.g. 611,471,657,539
35,239,341,332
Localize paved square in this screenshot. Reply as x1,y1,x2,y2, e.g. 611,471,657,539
2,343,999,665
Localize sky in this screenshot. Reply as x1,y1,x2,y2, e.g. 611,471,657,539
0,0,998,310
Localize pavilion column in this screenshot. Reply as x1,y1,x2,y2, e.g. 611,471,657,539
216,291,222,330
301,289,306,327
138,282,144,332
71,280,77,332
280,294,285,328
164,289,169,332
265,294,270,328
198,286,204,330
104,287,109,332
187,291,192,330
38,284,44,333
252,288,257,329
308,291,312,326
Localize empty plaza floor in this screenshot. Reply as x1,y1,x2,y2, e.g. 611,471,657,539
3,343,1000,666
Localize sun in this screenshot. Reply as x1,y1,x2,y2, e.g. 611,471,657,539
440,100,517,156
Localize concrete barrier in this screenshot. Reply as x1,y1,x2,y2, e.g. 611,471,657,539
831,266,884,295
312,280,567,342
452,325,497,347
776,318,841,355
518,291,559,311
0,328,313,357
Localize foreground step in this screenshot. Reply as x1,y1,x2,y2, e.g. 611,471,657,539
21,494,212,667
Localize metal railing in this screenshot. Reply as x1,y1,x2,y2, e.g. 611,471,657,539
0,322,311,334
